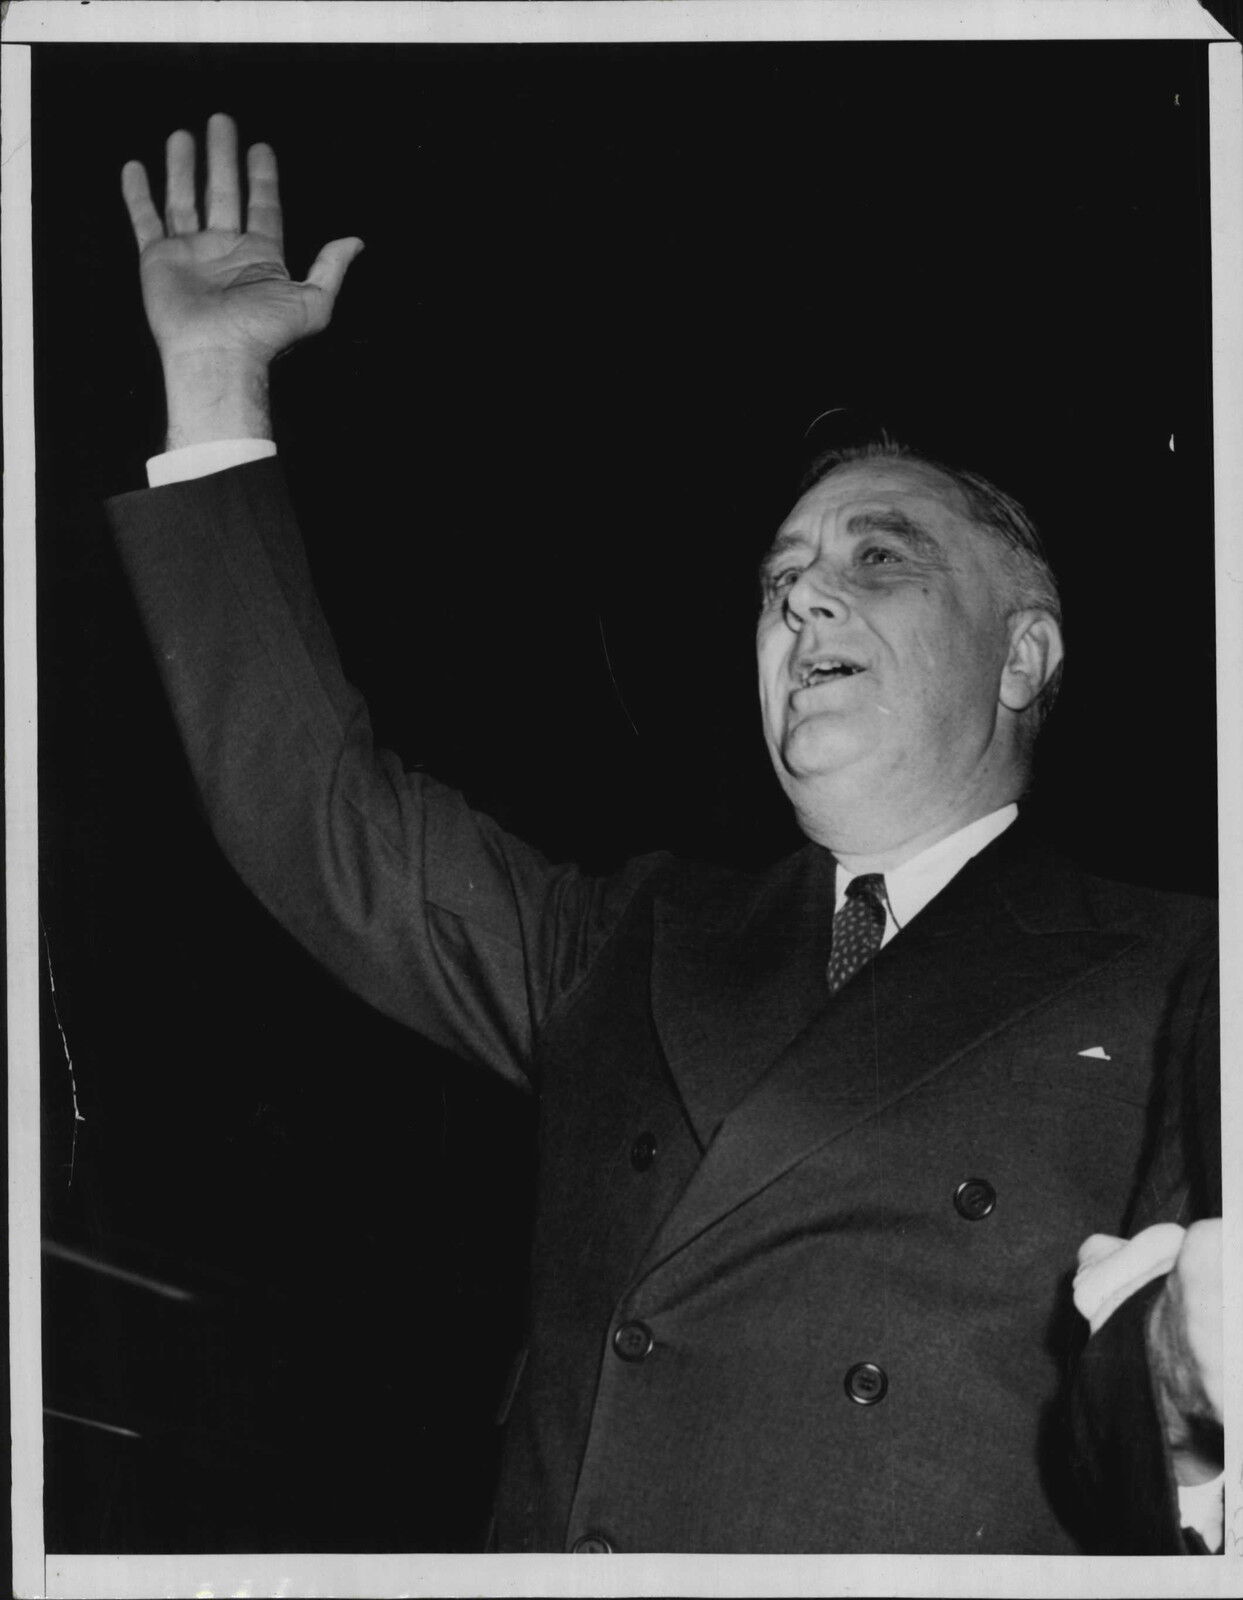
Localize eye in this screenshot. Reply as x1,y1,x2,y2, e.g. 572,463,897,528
858,544,903,566
762,567,801,602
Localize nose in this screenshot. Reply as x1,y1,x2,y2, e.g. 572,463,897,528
782,561,852,631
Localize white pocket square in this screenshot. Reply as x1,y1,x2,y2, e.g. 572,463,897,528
1073,1223,1184,1332
1077,1045,1111,1060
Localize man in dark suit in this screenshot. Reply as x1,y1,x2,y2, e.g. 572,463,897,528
106,113,1222,1554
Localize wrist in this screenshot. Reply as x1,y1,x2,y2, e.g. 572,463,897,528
160,347,273,449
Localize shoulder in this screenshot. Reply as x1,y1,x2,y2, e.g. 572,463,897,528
1070,863,1216,970
984,821,1216,953
953,826,1217,1035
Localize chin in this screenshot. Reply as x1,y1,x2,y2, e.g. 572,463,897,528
778,719,870,782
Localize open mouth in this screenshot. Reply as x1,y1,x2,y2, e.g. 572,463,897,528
797,659,865,688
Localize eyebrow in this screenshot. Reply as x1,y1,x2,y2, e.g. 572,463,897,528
759,508,945,580
843,509,945,558
760,532,807,570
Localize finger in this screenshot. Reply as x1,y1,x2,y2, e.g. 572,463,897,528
245,142,283,250
204,112,241,233
164,128,200,235
120,160,165,251
304,237,365,303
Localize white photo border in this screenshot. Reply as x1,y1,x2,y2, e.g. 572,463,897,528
4,3,1239,1596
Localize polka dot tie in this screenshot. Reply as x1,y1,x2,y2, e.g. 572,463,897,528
826,873,888,995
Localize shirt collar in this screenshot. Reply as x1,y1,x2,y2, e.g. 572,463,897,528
834,804,1019,942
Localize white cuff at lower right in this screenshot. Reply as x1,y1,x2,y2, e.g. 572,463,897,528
1074,1223,1224,1551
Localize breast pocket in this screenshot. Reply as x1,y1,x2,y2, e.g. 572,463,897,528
1005,1032,1155,1106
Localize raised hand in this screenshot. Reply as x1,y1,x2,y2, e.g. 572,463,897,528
122,113,363,446
122,112,362,363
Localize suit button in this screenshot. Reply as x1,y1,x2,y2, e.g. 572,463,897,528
571,1533,614,1553
953,1177,997,1220
844,1362,888,1405
612,1320,654,1362
630,1131,657,1171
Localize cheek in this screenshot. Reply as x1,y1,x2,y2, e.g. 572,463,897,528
755,628,785,699
902,612,1000,716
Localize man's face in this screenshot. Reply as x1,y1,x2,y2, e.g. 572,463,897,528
756,458,1022,839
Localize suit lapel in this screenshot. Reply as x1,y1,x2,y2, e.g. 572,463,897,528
640,824,1138,1278
649,844,838,1148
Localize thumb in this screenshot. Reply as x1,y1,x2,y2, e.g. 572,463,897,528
304,236,365,301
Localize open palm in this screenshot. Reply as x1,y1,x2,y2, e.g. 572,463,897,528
122,114,362,365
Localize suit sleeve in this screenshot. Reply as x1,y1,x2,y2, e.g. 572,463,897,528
1065,935,1220,1553
105,458,665,1093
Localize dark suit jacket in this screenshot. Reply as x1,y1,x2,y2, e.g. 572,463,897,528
106,459,1218,1554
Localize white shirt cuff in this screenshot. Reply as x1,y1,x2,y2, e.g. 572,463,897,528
1074,1223,1224,1551
1178,1472,1226,1553
146,438,276,487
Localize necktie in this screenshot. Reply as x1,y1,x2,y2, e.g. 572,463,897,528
826,873,888,995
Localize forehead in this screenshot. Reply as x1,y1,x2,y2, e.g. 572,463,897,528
773,458,974,547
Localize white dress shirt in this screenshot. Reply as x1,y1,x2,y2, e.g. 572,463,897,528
833,804,1018,941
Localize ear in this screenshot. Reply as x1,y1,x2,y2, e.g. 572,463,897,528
999,609,1064,713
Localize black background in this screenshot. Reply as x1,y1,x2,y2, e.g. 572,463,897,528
32,41,1216,1552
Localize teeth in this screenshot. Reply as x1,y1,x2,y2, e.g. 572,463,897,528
800,660,860,687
